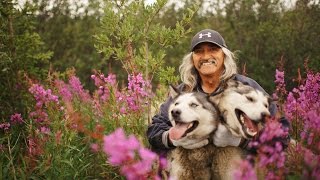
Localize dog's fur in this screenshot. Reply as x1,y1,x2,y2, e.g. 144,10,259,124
167,85,219,179
167,79,271,180
210,79,271,139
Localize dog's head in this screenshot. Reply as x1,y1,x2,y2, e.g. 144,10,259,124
211,80,271,139
168,85,220,142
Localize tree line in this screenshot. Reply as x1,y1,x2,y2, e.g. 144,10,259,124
1,0,319,120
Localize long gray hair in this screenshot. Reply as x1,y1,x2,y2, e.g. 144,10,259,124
179,47,238,92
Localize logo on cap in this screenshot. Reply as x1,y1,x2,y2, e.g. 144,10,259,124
199,32,211,39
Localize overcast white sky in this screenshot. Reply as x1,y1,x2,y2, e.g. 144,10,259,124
145,0,299,8
16,0,306,12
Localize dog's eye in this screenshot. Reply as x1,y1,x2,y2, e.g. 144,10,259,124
190,103,198,108
246,96,254,102
175,102,179,106
264,103,268,108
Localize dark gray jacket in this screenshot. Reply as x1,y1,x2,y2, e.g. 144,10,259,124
146,74,289,155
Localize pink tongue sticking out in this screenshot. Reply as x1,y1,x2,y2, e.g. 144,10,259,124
243,114,258,133
170,122,192,140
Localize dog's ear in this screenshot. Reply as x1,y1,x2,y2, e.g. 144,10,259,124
169,84,180,99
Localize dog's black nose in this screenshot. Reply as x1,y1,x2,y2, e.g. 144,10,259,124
171,109,181,118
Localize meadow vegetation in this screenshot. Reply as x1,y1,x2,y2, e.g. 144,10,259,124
1,0,319,179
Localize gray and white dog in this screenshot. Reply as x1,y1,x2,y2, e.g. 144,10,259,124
167,79,271,180
210,79,271,139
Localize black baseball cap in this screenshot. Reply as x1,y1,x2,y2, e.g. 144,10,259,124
190,29,227,51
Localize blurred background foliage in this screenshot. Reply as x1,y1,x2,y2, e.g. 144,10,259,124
1,0,320,120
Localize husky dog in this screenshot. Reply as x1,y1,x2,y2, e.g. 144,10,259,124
167,79,271,180
167,85,220,180
209,79,271,179
210,79,271,139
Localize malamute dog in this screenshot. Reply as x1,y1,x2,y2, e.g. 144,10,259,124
210,79,271,139
167,79,271,180
167,85,220,180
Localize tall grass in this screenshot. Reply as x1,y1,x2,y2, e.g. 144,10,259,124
1,66,319,179
0,69,164,179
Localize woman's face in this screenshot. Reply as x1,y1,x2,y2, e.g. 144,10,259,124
192,42,225,77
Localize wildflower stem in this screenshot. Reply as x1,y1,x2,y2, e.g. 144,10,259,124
295,105,298,141
7,137,17,180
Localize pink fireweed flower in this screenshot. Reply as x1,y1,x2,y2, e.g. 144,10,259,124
272,92,279,100
303,146,316,166
28,138,36,155
138,147,158,170
29,84,59,108
116,91,125,101
284,92,297,120
105,73,117,86
120,148,158,180
90,143,99,153
27,137,42,156
100,88,110,101
92,99,103,117
258,142,286,168
28,84,60,124
248,120,288,179
307,132,315,145
91,73,117,102
69,76,91,102
119,107,127,114
0,123,10,130
159,157,168,170
103,128,164,180
40,126,51,135
284,71,320,143
275,69,285,84
29,110,48,123
274,69,287,98
121,162,150,180
103,128,140,165
126,95,139,111
91,74,103,87
295,144,320,179
124,73,153,112
233,159,257,180
259,120,288,143
115,92,129,113
265,172,282,180
128,73,150,97
55,80,72,102
10,113,24,124
92,73,117,87
285,72,320,120
306,110,320,130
